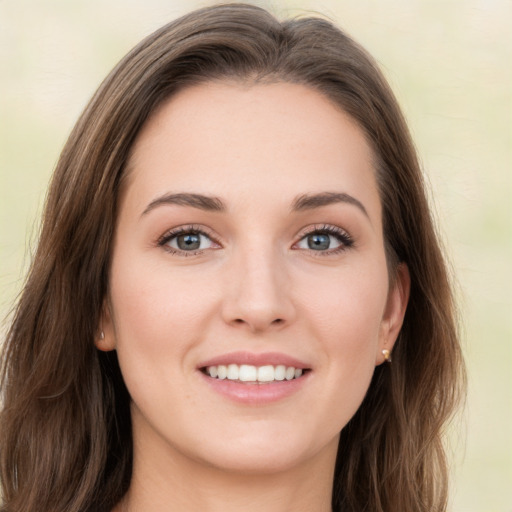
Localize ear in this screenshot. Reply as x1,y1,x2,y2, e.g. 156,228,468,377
95,299,116,352
376,263,410,365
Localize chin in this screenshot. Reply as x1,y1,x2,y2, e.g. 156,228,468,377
187,426,339,476
200,447,313,475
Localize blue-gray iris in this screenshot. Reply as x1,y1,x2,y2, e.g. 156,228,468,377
178,233,201,250
308,233,330,250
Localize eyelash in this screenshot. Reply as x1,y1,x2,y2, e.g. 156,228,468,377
157,225,219,256
156,224,354,257
295,224,354,256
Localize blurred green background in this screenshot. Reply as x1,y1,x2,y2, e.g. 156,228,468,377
1,1,510,510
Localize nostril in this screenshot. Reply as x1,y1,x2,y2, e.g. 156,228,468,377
231,318,284,327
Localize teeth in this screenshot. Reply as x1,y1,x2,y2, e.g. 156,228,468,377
258,365,274,382
227,364,239,380
239,364,257,381
204,364,305,382
217,365,227,380
274,365,286,381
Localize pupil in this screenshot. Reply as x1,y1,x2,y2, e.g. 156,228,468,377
177,233,200,250
308,233,330,250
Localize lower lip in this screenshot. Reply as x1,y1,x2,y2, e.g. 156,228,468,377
199,371,310,405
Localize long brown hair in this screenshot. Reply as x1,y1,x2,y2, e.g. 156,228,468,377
0,4,465,511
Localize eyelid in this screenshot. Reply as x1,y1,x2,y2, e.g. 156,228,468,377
155,223,353,256
157,224,222,255
293,224,354,253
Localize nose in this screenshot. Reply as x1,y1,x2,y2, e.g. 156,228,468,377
221,246,296,333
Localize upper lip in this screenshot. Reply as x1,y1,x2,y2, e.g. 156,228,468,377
198,351,311,369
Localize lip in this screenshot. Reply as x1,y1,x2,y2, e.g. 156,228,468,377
197,351,312,405
199,371,310,404
198,351,310,369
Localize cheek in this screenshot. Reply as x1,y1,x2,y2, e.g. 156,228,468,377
296,261,388,413
109,255,218,366
300,262,388,347
107,255,224,431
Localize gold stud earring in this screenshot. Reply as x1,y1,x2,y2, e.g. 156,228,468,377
382,349,392,363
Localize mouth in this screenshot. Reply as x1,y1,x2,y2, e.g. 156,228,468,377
200,364,310,384
197,352,312,403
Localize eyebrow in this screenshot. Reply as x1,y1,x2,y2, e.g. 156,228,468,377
141,193,225,216
141,190,369,219
291,192,369,218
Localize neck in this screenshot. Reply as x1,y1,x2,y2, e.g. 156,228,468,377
114,433,337,512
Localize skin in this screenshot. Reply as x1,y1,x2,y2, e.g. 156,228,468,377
99,81,410,512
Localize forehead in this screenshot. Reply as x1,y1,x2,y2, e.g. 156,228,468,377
123,81,381,222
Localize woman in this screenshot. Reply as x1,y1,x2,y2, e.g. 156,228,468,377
0,4,465,511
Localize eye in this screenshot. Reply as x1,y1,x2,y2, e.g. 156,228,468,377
297,232,341,251
294,225,353,253
170,232,211,251
158,226,219,254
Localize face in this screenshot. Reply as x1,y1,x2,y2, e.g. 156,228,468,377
99,81,409,475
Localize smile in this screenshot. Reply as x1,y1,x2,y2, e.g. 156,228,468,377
203,364,304,383
197,352,312,403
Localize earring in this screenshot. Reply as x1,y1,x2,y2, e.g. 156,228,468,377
99,331,105,340
382,349,392,363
